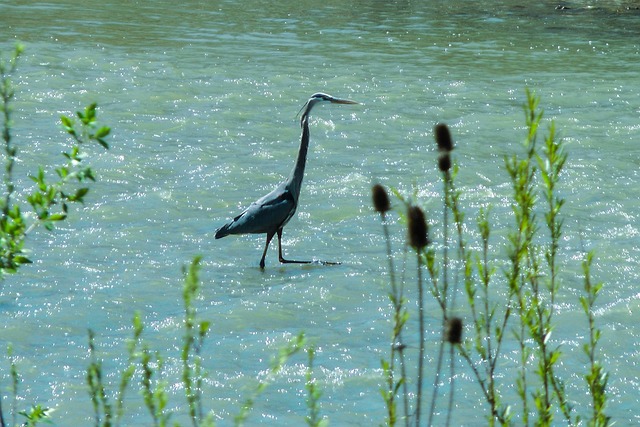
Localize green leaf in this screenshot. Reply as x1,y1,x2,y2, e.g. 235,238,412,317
95,126,110,138
49,213,67,221
72,187,90,202
61,115,74,130
13,256,32,265
199,320,211,335
28,191,43,207
96,137,110,149
61,115,77,137
56,166,69,178
81,102,97,124
78,167,96,182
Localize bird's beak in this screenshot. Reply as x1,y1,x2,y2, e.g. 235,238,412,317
329,97,358,105
296,94,359,125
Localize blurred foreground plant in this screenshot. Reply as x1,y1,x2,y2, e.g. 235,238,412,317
1,44,110,276
1,43,110,427
375,89,609,427
86,256,315,427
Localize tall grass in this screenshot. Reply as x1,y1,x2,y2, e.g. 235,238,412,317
1,44,109,427
82,257,313,427
374,89,610,426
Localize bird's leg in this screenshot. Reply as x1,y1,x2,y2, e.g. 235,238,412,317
260,231,276,269
277,229,340,266
277,228,312,265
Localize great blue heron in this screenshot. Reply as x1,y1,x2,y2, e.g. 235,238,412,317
215,93,358,269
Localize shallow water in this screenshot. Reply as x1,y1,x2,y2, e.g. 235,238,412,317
2,0,640,425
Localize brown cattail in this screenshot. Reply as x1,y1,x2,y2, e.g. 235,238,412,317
434,123,454,153
438,153,451,172
407,205,429,250
445,317,463,344
372,184,391,214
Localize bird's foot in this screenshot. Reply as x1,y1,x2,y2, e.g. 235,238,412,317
279,258,312,265
279,258,340,266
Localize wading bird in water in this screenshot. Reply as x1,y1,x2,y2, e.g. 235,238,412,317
215,93,358,269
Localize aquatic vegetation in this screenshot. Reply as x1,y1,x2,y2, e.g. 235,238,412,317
374,90,610,426
1,44,110,427
84,257,310,427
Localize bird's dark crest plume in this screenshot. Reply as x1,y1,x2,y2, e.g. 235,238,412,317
215,93,358,269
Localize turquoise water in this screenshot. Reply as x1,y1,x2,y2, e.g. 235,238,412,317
2,0,640,424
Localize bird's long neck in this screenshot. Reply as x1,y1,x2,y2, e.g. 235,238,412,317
287,116,310,202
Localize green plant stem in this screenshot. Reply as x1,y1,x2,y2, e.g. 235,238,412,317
466,208,503,424
381,212,398,427
476,208,511,425
427,326,445,427
429,168,457,427
581,252,610,427
415,249,426,427
181,256,208,427
379,208,410,427
427,183,449,427
234,333,305,426
9,344,18,427
305,347,324,427
445,166,474,426
446,344,456,427
113,312,144,427
87,329,113,427
507,89,541,425
0,44,22,219
539,121,572,422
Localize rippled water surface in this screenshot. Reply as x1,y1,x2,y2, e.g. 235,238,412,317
2,0,640,425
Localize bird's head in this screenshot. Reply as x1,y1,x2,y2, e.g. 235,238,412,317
297,92,358,126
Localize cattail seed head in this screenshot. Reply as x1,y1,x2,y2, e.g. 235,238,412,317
372,184,391,214
434,123,454,153
438,153,452,172
407,205,429,250
445,317,463,344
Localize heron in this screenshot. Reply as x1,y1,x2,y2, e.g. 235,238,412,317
215,93,358,269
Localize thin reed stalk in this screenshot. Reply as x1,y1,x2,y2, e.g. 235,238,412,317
406,204,429,426
376,92,608,426
581,251,610,427
373,183,411,427
429,123,460,427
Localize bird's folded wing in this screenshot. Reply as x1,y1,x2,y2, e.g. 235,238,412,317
225,189,295,235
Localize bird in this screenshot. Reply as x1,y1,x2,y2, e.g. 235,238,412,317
215,93,358,269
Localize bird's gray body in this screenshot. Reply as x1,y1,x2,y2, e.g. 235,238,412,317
215,93,356,268
214,180,298,237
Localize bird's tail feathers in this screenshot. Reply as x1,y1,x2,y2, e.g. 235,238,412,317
215,223,232,239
